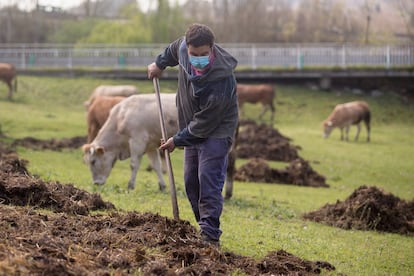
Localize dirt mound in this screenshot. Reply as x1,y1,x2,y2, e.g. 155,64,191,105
303,186,414,235
0,141,336,275
235,158,329,187
0,204,335,275
237,119,301,162
0,151,114,215
12,136,86,151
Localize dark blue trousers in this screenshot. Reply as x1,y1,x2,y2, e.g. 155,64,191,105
184,137,230,241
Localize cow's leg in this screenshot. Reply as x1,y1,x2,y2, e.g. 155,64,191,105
225,147,236,199
364,119,371,142
354,123,361,141
345,126,350,141
145,149,167,173
159,149,167,173
6,81,13,100
258,105,269,120
127,141,146,190
147,149,167,191
225,124,238,200
238,103,245,118
270,103,275,125
340,128,344,140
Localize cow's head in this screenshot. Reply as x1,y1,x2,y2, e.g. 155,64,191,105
82,144,117,186
322,120,334,138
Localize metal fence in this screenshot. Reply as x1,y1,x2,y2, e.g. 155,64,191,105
0,43,413,70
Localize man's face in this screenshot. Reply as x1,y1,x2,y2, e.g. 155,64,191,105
187,44,211,57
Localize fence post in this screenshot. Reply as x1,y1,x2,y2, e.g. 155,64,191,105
386,45,391,69
21,45,26,69
251,45,257,70
118,53,126,68
67,48,73,68
341,45,346,69
28,53,35,67
296,45,303,70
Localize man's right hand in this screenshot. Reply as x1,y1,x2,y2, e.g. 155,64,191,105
147,62,163,79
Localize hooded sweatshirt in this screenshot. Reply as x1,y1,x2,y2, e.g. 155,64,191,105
155,37,239,147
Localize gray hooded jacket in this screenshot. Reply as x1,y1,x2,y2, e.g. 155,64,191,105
155,37,239,146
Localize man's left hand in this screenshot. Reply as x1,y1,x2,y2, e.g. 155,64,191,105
159,137,176,152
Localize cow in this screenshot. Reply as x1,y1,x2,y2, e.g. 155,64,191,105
84,85,138,109
0,63,17,100
82,93,178,191
237,84,276,124
322,100,371,142
86,95,126,143
86,94,166,173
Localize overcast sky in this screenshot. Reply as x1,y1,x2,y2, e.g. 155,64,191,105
0,0,184,12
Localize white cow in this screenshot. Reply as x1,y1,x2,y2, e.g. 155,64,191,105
84,85,138,109
82,93,178,190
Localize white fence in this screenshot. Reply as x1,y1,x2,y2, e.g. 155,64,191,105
0,43,413,70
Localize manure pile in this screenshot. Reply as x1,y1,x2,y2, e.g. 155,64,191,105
234,120,328,187
303,185,414,235
0,140,335,275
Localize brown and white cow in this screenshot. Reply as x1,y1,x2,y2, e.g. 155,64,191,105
237,84,276,124
82,93,178,190
322,100,371,142
0,63,17,100
84,85,138,109
86,95,126,143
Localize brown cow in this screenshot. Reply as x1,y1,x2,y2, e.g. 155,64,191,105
86,95,126,143
0,63,17,100
84,85,138,110
237,84,276,124
322,100,371,142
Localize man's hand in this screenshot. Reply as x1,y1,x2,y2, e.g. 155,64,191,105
159,137,176,153
147,62,163,79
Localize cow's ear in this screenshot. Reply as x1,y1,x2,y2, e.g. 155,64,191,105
96,146,105,155
82,144,91,153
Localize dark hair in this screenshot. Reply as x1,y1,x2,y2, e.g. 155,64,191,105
185,23,215,48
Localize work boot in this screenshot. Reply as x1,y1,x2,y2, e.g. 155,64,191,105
200,232,220,248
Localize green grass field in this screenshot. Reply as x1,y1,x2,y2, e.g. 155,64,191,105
1,76,413,275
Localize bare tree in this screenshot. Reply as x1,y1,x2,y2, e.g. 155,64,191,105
395,0,414,42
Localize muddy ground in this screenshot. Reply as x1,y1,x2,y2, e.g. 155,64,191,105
236,119,301,162
1,124,412,275
234,158,328,188
234,120,328,187
0,141,337,275
303,185,414,235
11,136,86,151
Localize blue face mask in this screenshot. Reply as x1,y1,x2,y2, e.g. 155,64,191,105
189,55,210,69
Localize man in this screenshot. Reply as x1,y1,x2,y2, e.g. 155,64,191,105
147,23,238,246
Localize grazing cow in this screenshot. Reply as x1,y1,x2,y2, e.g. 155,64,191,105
84,85,138,109
86,95,126,143
323,101,371,142
0,63,17,100
82,93,178,190
237,84,276,124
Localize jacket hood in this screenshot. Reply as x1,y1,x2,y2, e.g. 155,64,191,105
178,39,237,85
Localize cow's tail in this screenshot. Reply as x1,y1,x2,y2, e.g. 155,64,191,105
364,109,371,142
